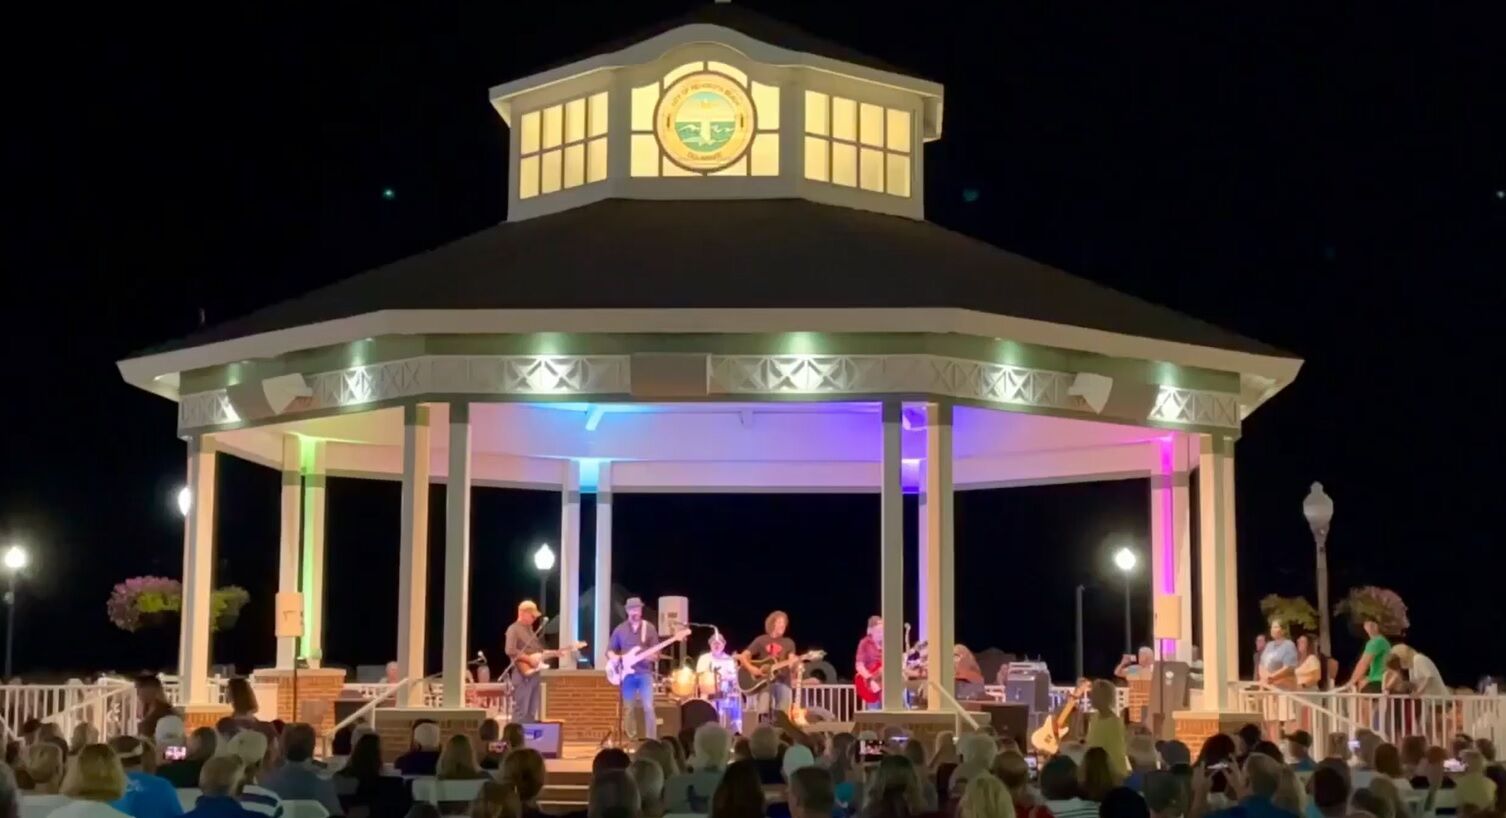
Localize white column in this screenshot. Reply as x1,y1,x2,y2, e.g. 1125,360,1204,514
276,437,301,670
879,402,905,711
300,440,327,667
397,405,431,704
1197,434,1238,709
558,461,582,669
442,403,472,707
1150,437,1193,661
593,463,614,669
179,435,217,705
923,402,956,709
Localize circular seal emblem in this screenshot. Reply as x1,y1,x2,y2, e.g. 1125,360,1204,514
654,72,757,172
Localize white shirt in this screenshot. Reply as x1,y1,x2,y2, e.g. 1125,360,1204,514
696,651,737,678
1409,652,1446,695
45,801,132,818
21,794,70,818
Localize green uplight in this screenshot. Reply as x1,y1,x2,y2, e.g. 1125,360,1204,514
381,187,396,201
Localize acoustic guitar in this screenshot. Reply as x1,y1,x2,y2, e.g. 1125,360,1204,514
1030,678,1090,755
738,650,826,694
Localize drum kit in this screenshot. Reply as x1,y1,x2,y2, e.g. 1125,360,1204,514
659,656,744,732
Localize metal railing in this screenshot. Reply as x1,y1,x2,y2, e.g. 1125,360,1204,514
1234,684,1506,747
0,679,141,741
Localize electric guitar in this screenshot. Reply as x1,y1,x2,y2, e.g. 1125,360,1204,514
738,650,826,694
604,627,691,685
517,642,588,676
854,624,910,705
1030,678,1090,755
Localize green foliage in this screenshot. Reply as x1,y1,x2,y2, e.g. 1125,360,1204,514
108,576,250,634
1259,594,1319,632
1335,586,1409,636
210,586,251,632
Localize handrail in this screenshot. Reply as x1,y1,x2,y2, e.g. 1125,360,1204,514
43,679,134,732
329,674,441,736
926,680,981,733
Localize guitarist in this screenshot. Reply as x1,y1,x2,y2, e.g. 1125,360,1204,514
738,610,797,720
855,615,883,710
504,600,546,722
606,597,661,739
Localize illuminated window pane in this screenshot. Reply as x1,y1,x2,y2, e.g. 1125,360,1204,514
587,137,608,183
832,96,857,141
804,136,829,181
711,156,747,176
520,110,540,155
662,158,696,177
752,82,780,130
518,155,539,199
750,133,779,176
860,147,884,191
707,61,747,86
588,92,609,137
631,83,659,131
664,61,703,85
859,103,884,147
832,142,857,187
805,91,829,136
630,134,659,177
886,153,911,197
565,98,586,144
540,149,562,193
563,143,585,188
886,108,911,153
542,105,563,149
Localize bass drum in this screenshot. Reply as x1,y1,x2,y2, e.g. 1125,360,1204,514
681,698,719,734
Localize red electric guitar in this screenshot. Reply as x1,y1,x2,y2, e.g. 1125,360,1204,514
853,624,910,705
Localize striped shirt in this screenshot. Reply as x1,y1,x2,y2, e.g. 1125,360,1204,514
241,785,285,818
1046,797,1100,818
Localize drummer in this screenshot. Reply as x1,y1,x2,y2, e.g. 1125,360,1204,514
695,631,741,731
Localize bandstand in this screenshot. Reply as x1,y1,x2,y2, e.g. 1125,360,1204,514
117,3,1301,746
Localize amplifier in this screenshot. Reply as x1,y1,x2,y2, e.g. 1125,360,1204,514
1003,668,1052,714
963,701,1030,743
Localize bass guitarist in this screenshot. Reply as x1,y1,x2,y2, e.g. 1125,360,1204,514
504,600,547,722
606,597,670,739
738,610,797,720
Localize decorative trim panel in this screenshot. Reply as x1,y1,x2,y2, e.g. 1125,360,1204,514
707,354,1076,409
1149,386,1241,429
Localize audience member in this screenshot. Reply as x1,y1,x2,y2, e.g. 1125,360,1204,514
1081,748,1118,804
1143,771,1185,818
261,723,342,817
159,727,217,788
183,756,255,818
899,743,936,811
1371,745,1411,792
1160,743,1191,770
1348,789,1392,818
590,769,642,818
1365,778,1408,818
477,720,505,771
1285,732,1316,773
469,779,522,818
665,723,732,814
0,763,18,818
1309,766,1350,818
951,734,1000,799
990,752,1045,818
1194,754,1289,818
710,760,765,818
1127,736,1159,791
785,745,817,780
438,735,488,781
395,722,443,777
1249,743,1284,764
932,734,958,771
637,740,680,781
1085,682,1129,782
136,677,179,740
1101,787,1149,818
57,743,131,818
500,748,547,818
958,773,1014,818
1455,750,1498,812
1042,755,1096,818
224,730,281,818
105,736,180,818
733,740,752,763
1236,727,1263,764
1323,734,1350,766
1475,738,1497,764
1397,738,1426,779
1482,765,1506,814
750,727,784,785
629,759,667,818
789,767,837,818
68,725,100,758
1271,768,1303,817
862,755,928,818
20,742,69,814
503,724,527,756
594,748,633,775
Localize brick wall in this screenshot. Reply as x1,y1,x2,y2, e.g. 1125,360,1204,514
254,668,346,736
1128,678,1151,724
1173,710,1263,749
182,704,233,731
542,670,619,743
374,708,488,763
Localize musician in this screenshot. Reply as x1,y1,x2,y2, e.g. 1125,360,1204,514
504,600,546,722
954,643,985,700
738,610,797,718
855,615,883,710
695,631,741,731
606,597,661,739
695,631,738,681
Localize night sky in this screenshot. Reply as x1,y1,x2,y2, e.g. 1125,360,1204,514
5,4,1503,684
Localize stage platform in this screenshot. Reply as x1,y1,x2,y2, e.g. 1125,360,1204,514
540,742,610,811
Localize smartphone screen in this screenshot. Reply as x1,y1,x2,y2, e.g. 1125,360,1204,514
858,740,886,762
164,745,187,761
1444,759,1465,773
488,741,508,754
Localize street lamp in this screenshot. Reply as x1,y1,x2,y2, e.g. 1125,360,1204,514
176,486,192,517
533,543,555,614
3,544,29,678
1113,546,1138,655
1303,482,1335,659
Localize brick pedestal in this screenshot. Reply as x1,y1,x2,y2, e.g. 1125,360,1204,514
1128,678,1151,723
1172,709,1264,749
253,668,346,736
852,710,958,750
182,703,233,730
374,707,488,763
541,670,619,743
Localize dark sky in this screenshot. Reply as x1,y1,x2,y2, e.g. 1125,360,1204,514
5,4,1503,684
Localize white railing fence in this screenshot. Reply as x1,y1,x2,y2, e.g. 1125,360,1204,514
0,679,140,741
1236,685,1506,747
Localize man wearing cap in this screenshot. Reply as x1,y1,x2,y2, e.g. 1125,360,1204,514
608,597,662,739
1285,729,1317,772
505,600,546,722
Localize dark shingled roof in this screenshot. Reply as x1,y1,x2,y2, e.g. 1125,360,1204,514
137,199,1289,360
530,3,921,81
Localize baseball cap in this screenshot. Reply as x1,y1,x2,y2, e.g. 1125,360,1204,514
154,715,186,745
1285,729,1313,749
226,730,269,766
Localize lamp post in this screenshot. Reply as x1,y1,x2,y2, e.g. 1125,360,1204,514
1303,482,1335,659
176,485,192,518
1074,584,1086,681
3,544,29,678
1113,546,1138,655
533,543,556,614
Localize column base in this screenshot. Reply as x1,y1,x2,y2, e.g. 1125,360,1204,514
181,703,233,731
853,710,957,750
1172,709,1264,749
253,667,347,736
375,707,488,763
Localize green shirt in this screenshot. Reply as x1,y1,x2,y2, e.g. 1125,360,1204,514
1363,635,1391,682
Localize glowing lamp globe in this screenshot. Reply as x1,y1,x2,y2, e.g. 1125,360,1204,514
533,543,556,572
3,545,27,572
1113,547,1137,573
176,486,192,517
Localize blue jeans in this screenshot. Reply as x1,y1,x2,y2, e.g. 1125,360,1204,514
622,673,656,739
746,681,793,715
512,670,541,722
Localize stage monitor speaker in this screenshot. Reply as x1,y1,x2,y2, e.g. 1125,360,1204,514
1147,661,1190,740
520,722,563,759
1003,669,1052,715
963,701,1030,744
654,699,682,739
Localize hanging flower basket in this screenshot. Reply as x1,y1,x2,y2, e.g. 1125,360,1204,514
107,576,251,633
1335,585,1409,636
